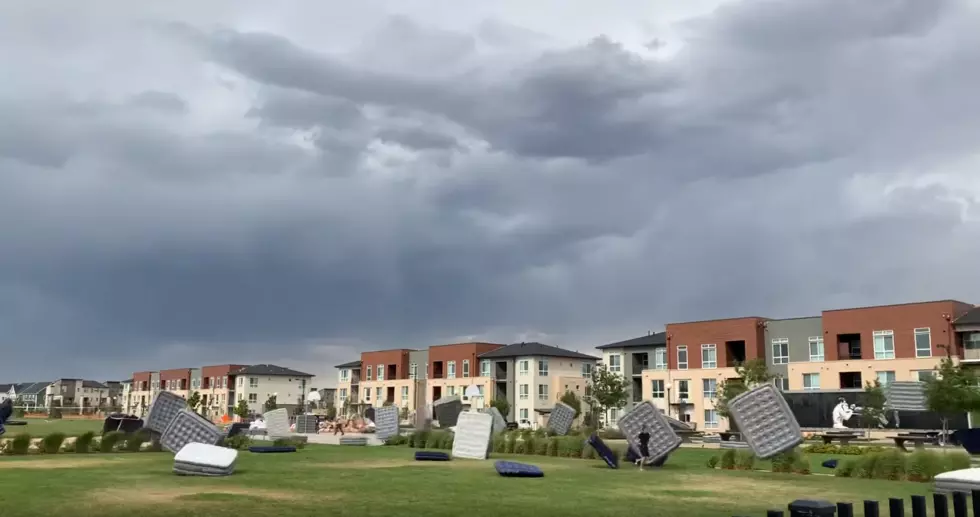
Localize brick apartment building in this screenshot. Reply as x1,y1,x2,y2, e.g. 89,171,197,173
598,299,977,432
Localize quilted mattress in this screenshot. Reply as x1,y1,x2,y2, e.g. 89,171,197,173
294,414,319,434
482,407,507,434
145,391,187,434
173,443,237,477
617,401,681,465
160,408,223,453
339,436,368,446
433,396,463,428
934,468,980,494
451,411,493,460
263,408,291,438
547,402,576,436
374,405,400,441
727,384,802,459
495,461,544,477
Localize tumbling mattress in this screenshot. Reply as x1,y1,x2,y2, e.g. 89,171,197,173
495,461,544,478
294,415,319,434
451,411,493,460
102,415,144,435
225,422,250,438
145,391,187,434
0,399,12,424
884,381,928,412
339,436,368,446
433,396,463,428
727,384,802,459
547,402,576,436
415,451,451,461
934,468,980,494
160,408,223,453
482,407,507,434
617,401,681,465
173,443,237,477
263,408,291,438
374,405,400,441
586,433,619,469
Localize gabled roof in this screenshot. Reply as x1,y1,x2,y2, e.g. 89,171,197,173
0,384,12,394
955,306,980,326
15,382,50,394
231,364,313,377
335,360,362,369
596,332,667,350
82,380,109,389
478,342,598,360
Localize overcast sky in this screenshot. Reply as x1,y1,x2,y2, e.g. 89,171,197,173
2,0,980,386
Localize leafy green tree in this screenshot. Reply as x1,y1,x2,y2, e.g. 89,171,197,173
861,380,887,432
233,398,249,420
186,391,202,413
559,390,582,417
490,398,510,420
12,396,25,418
923,357,980,435
715,359,778,427
263,395,278,412
584,364,629,428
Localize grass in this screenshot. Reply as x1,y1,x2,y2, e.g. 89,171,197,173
0,445,934,517
4,418,103,437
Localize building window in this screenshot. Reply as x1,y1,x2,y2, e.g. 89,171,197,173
771,338,789,365
701,344,717,369
248,393,257,403
477,385,484,396
873,330,895,359
520,408,529,421
704,410,719,429
519,360,529,375
249,377,258,388
914,370,935,382
401,386,409,400
774,378,789,391
608,408,619,425
448,361,457,379
374,387,381,401
608,354,621,373
409,363,417,380
654,348,667,370
651,380,665,398
808,337,824,362
463,360,470,378
677,346,688,370
538,384,549,401
238,377,244,387
677,380,689,400
366,365,372,381
340,369,350,382
538,360,549,376
376,364,384,381
876,371,896,385
914,328,932,358
581,362,593,378
702,379,717,399
481,360,491,377
803,373,820,390
339,388,347,402
364,389,371,402
519,384,529,400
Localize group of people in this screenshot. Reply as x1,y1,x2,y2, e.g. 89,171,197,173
317,416,374,435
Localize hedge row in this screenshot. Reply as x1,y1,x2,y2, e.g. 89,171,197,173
834,448,970,482
802,443,886,455
0,430,161,455
707,449,812,475
385,430,628,460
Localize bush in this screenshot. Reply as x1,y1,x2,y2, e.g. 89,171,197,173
803,443,885,455
720,449,737,470
793,455,812,475
439,432,454,450
770,451,798,473
100,431,126,452
410,431,429,448
39,432,66,454
834,449,968,482
383,435,407,446
581,442,596,460
735,450,756,471
504,433,517,454
854,453,879,479
514,438,528,454
124,430,150,452
533,437,549,456
75,432,95,454
546,438,559,457
10,433,32,455
706,455,720,468
272,436,308,449
835,457,859,477
492,434,506,453
871,449,907,481
599,428,625,440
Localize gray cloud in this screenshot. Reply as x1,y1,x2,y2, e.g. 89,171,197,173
2,0,980,383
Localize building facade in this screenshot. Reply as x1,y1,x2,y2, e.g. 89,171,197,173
596,332,666,425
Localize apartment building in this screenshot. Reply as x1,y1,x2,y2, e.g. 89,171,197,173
358,348,415,409
335,360,361,412
233,364,313,415
44,379,115,408
955,306,980,365
428,342,505,408
596,332,667,424
477,342,598,425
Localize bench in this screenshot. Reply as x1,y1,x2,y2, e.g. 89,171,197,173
893,434,931,452
819,433,860,445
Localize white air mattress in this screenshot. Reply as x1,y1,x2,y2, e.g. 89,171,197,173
934,468,980,494
174,442,238,469
263,408,290,438
451,412,493,460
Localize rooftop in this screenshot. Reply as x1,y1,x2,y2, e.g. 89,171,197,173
231,364,314,377
478,342,598,360
956,306,980,326
335,360,362,369
596,331,667,350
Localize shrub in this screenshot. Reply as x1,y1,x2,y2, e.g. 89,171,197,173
523,437,536,455
383,435,407,446
10,433,32,455
581,443,596,460
706,455,720,468
411,431,429,448
546,437,559,457
39,432,66,454
802,444,885,455
853,454,879,479
942,451,971,472
100,431,126,452
770,451,798,473
439,432,454,449
492,435,506,453
424,432,442,449
735,450,756,471
147,439,163,452
504,433,517,454
75,432,95,454
533,437,549,456
835,457,859,477
871,449,907,481
272,436,308,449
793,455,812,475
562,437,584,458
600,428,625,440
124,430,150,452
720,449,737,470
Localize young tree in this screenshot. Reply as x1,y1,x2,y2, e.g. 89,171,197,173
861,380,887,434
233,398,250,420
186,391,202,413
12,396,25,418
584,364,629,428
490,398,511,420
923,357,980,436
263,395,278,412
559,390,582,417
715,359,778,429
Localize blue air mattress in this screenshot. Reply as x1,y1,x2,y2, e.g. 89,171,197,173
249,446,297,453
587,433,619,469
415,451,450,461
495,461,544,478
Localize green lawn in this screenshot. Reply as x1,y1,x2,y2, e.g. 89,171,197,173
5,418,103,437
0,446,934,517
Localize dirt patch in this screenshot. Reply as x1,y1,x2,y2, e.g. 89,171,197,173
92,486,315,505
616,473,854,505
0,458,135,470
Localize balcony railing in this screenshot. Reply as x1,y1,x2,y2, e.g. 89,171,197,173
963,347,980,362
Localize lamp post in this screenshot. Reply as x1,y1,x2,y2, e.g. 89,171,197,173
942,313,955,358
665,381,673,419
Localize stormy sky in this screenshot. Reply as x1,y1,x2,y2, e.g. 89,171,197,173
2,0,980,385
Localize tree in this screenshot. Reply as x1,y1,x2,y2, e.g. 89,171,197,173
583,364,629,428
233,398,249,420
264,395,278,412
923,357,980,436
715,359,778,426
861,380,887,433
559,390,582,418
490,398,510,420
186,391,202,414
12,396,25,418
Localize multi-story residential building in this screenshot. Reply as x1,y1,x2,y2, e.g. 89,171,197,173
232,364,313,415
477,342,598,426
120,379,133,413
335,360,361,413
0,382,49,407
428,342,504,407
596,332,667,424
44,379,114,408
359,348,418,410
954,305,980,365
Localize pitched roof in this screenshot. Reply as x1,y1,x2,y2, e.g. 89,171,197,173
14,382,49,394
955,306,980,326
232,364,313,377
335,360,362,369
0,384,12,394
478,342,598,360
596,332,667,350
81,380,109,389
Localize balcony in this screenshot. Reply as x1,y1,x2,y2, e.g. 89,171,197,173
964,347,980,362
495,362,508,380
630,353,649,375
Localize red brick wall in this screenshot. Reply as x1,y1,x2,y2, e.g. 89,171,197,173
361,350,412,380
201,365,246,378
665,317,766,369
822,300,972,360
159,368,191,382
429,342,505,379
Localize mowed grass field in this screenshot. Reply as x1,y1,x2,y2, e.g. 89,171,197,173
0,445,934,517
5,417,103,437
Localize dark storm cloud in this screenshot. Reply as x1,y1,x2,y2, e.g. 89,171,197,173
2,0,980,381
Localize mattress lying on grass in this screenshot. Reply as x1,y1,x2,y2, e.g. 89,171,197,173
173,443,237,477
339,436,368,446
934,468,980,494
